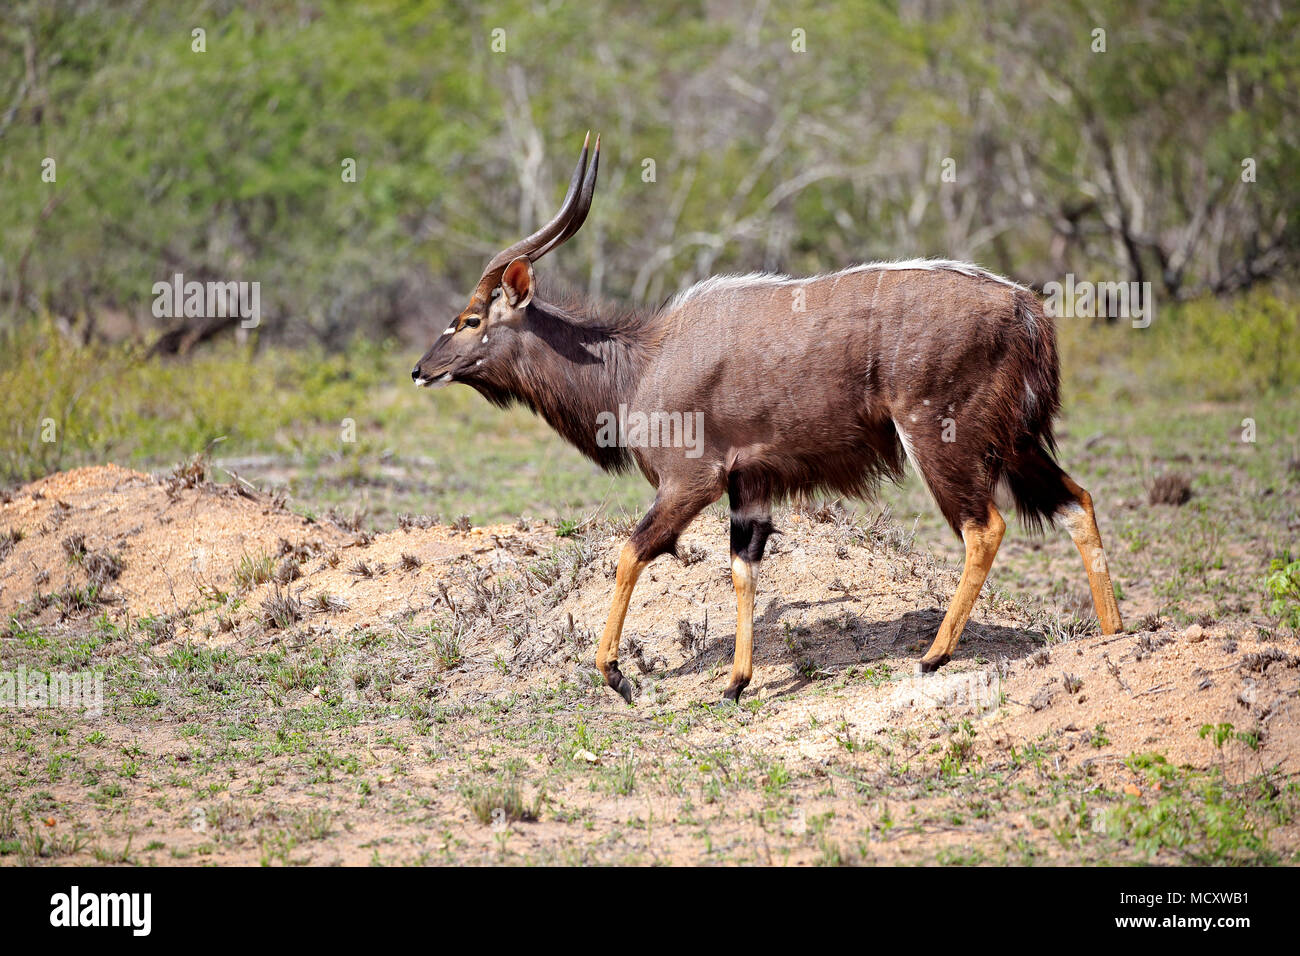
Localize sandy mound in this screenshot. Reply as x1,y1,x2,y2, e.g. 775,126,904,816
3,464,1296,787
1,464,351,618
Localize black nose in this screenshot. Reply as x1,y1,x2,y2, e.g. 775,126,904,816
411,365,421,382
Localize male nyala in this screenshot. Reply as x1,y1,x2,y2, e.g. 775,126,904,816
413,135,1123,702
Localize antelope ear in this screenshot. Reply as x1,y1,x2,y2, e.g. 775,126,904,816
501,256,535,308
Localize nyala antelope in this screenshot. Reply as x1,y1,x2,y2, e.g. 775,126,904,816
413,134,1124,702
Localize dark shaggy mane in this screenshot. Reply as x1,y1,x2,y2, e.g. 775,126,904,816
463,279,661,477
533,277,662,336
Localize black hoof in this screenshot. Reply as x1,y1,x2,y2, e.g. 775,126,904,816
605,666,634,704
919,654,950,673
721,680,748,702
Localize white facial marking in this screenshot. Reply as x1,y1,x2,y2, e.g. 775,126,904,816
443,327,454,335
481,334,488,344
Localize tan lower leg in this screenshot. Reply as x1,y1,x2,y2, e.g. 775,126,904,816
723,555,757,700
922,504,1005,668
595,543,647,702
1060,476,1123,634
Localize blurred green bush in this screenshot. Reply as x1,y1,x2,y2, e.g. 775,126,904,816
1,0,1296,347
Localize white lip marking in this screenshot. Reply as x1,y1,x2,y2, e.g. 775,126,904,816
413,378,429,388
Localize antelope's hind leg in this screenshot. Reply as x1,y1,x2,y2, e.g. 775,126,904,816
1058,474,1124,634
920,503,1006,671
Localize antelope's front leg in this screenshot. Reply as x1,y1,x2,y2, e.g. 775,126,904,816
596,543,647,703
597,487,721,703
722,494,774,702
723,555,757,701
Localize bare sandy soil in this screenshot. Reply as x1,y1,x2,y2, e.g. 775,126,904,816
1,465,1296,865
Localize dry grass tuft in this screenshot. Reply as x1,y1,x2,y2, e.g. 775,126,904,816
1148,472,1193,506
163,454,208,497
260,585,303,630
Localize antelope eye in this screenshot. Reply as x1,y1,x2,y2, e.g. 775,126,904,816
463,315,481,329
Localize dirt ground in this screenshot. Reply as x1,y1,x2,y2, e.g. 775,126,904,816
1,464,1297,865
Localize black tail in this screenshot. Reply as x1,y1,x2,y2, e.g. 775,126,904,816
1004,291,1072,534
1004,440,1073,534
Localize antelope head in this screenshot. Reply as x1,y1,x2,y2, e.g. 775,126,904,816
411,132,600,388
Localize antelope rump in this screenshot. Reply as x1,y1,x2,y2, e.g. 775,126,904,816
412,134,1125,703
